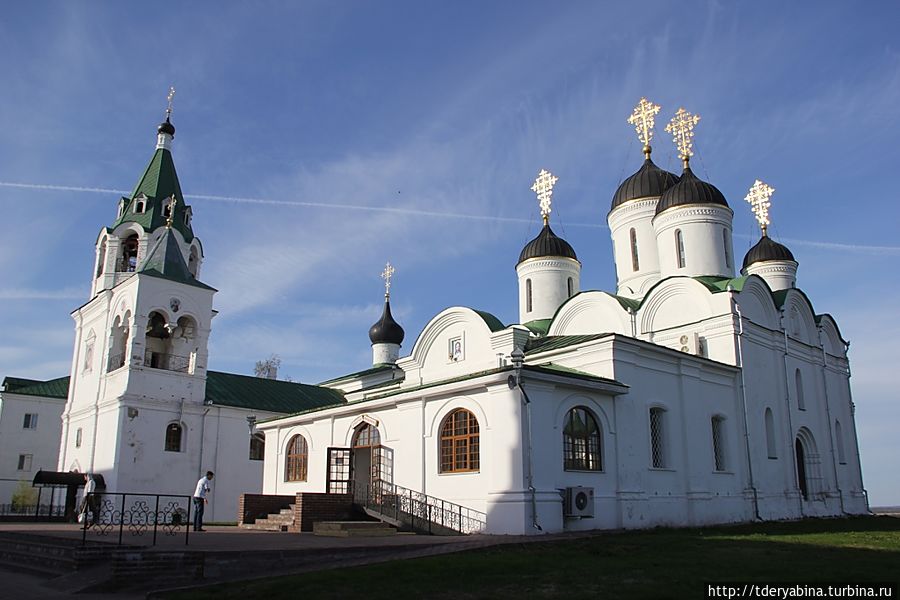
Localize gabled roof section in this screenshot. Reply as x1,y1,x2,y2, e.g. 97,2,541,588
2,376,70,400
523,318,552,336
205,371,345,413
112,148,194,242
137,228,215,291
694,275,748,294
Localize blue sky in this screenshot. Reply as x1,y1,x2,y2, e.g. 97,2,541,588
1,1,898,505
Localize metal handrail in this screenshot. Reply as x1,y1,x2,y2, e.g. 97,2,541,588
80,492,191,546
355,480,486,535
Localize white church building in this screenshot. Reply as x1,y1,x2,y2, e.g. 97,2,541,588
255,101,867,534
1,98,867,533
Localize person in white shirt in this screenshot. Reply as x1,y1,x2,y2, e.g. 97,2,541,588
78,473,96,525
192,471,214,532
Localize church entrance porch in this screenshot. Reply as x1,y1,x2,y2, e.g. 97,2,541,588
326,422,393,498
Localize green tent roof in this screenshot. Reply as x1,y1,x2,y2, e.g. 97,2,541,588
137,228,215,290
2,376,70,400
205,371,345,413
112,148,195,242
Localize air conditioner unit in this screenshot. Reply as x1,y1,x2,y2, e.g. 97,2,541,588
564,486,594,518
678,333,701,355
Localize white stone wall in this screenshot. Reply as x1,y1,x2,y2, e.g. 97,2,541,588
654,205,735,279
608,198,661,299
516,257,581,324
0,393,65,504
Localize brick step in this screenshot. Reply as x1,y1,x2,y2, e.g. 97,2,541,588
0,546,78,573
313,521,397,537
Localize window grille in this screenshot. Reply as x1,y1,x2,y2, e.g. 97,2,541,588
164,423,183,452
649,408,666,468
711,416,727,471
563,407,602,471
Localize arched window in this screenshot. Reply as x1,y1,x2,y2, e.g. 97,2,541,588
75,428,83,448
285,435,308,481
630,227,640,272
765,407,777,459
163,198,174,219
567,277,574,297
107,312,130,372
675,230,686,269
119,234,139,272
96,237,107,278
352,423,380,448
563,407,602,471
188,246,199,278
184,207,193,228
134,199,145,214
164,423,183,452
439,409,479,473
649,407,667,468
711,416,727,471
795,438,808,500
249,432,265,461
525,279,533,313
723,229,732,269
795,369,805,410
835,420,846,464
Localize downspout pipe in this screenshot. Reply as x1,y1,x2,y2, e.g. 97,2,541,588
510,348,542,532
731,294,761,521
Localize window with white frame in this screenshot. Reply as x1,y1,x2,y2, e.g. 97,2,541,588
649,407,667,468
23,414,38,429
17,454,33,471
675,229,686,269
711,416,727,471
76,427,83,448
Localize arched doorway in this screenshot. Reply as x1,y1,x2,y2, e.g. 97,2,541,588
352,423,381,494
795,428,819,502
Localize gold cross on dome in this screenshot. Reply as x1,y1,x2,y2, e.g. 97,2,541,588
665,107,701,166
381,262,395,298
745,180,775,236
166,86,176,118
531,169,559,225
165,196,177,228
627,97,661,156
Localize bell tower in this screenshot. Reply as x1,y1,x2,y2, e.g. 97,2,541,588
58,89,217,496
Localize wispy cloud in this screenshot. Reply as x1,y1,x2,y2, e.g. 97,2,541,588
0,287,86,300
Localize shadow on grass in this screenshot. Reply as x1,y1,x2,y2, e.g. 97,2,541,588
160,516,900,600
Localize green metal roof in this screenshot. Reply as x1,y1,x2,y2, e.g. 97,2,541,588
694,275,748,293
112,148,195,242
472,309,505,332
525,334,612,355
137,228,215,291
1,376,70,400
523,319,552,336
205,371,345,413
318,364,397,385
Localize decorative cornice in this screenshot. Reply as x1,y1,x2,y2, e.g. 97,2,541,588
652,204,734,229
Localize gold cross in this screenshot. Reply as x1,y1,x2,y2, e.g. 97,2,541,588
381,262,395,298
665,107,701,167
627,97,661,157
166,196,177,229
166,86,176,118
745,180,775,236
531,169,559,225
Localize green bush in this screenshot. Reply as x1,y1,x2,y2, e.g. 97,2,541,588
10,480,37,511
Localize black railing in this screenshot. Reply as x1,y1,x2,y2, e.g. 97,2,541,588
355,481,486,535
144,351,191,373
81,492,191,546
107,352,127,372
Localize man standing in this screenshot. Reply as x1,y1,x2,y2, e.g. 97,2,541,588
78,473,95,525
192,471,214,532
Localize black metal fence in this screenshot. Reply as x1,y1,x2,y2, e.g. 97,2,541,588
355,481,486,535
81,492,192,546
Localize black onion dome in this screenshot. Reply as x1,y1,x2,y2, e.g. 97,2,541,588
610,157,679,212
369,299,405,345
518,223,578,264
157,117,175,137
742,235,796,271
655,166,728,216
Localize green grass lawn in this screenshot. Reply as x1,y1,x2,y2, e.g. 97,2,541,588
166,516,900,600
